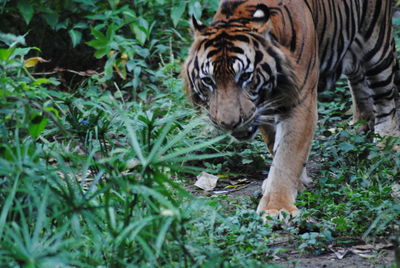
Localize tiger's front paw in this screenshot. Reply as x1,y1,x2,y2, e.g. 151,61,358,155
256,194,299,222
257,207,300,222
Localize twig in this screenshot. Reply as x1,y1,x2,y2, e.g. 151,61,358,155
31,67,103,77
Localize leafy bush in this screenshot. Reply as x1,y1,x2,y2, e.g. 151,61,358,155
0,0,219,90
0,31,279,266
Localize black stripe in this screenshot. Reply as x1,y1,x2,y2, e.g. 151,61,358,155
365,1,381,39
296,40,305,63
372,87,395,101
366,55,394,77
267,47,280,60
363,23,388,63
369,75,394,89
261,63,272,76
229,46,244,54
230,34,250,43
207,49,219,58
284,6,296,52
254,50,263,66
360,0,368,26
375,108,396,119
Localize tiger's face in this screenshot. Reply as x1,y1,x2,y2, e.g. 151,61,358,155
183,2,298,140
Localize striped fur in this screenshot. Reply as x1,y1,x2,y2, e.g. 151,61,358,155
183,0,400,218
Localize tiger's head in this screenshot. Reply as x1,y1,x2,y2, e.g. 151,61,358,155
183,1,299,140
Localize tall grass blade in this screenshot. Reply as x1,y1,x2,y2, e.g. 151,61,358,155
0,175,19,239
155,217,173,258
160,135,227,163
146,121,174,164
155,118,203,157
115,216,156,244
132,185,179,215
123,115,146,166
32,187,49,245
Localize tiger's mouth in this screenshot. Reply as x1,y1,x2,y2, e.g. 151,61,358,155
230,124,259,141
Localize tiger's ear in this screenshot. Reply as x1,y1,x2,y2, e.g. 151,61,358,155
191,15,206,36
251,4,271,33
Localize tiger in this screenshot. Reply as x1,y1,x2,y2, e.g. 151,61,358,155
182,0,400,218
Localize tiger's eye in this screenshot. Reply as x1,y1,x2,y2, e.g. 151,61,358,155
201,77,214,86
239,72,252,82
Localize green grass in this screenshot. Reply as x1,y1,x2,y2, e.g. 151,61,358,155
0,1,399,267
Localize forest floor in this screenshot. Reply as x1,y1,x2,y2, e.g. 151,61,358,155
188,168,397,268
186,98,400,268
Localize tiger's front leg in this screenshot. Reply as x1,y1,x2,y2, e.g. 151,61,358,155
257,91,317,218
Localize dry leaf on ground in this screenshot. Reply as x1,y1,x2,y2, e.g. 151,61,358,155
194,171,219,191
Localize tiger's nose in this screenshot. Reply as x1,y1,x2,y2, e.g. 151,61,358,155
219,119,241,130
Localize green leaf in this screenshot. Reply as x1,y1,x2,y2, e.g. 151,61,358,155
114,216,156,244
164,152,227,163
189,1,202,20
160,135,226,162
155,217,173,257
32,187,48,245
108,0,120,9
122,113,146,165
132,185,179,214
32,78,51,86
68,29,82,48
17,0,34,24
44,106,59,118
0,176,19,239
102,52,117,81
133,25,147,45
146,121,174,165
339,142,356,152
87,27,110,58
0,32,26,46
41,12,59,29
29,113,48,138
0,47,15,61
171,3,186,27
155,118,202,157
73,23,88,29
90,27,107,42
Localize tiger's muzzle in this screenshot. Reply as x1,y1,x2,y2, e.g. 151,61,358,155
231,124,259,140
211,114,259,141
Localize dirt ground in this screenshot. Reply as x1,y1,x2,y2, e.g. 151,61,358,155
276,251,395,268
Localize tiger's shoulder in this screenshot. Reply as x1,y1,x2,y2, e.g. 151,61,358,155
212,0,317,56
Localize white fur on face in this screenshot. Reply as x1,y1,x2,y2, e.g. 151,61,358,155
232,59,242,74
